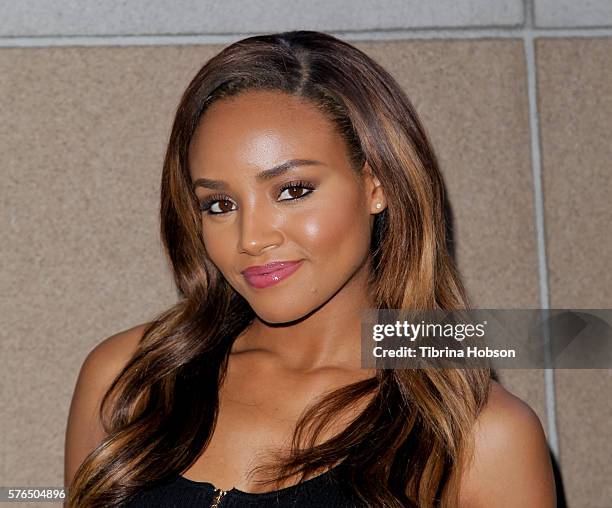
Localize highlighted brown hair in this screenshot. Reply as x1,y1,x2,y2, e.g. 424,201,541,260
68,30,490,507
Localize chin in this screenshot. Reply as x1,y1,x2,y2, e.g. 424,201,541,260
249,303,310,325
245,291,327,325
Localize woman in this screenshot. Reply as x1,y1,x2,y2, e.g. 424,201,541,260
64,30,556,507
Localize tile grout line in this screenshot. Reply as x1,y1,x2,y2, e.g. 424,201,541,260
0,26,611,47
523,0,559,461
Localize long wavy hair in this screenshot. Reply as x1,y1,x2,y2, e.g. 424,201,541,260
68,30,491,507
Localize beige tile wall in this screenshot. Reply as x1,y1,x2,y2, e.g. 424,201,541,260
1,37,609,507
537,38,612,507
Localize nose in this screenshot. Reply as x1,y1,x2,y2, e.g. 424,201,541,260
237,201,284,256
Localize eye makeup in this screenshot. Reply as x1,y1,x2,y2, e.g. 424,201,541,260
198,179,317,215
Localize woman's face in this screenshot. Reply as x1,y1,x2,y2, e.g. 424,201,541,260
188,90,385,324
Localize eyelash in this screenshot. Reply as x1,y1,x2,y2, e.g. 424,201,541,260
199,180,316,216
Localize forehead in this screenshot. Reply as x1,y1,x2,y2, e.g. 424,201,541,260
188,90,346,174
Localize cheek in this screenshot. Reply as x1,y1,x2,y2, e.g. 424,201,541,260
202,228,231,271
298,195,370,256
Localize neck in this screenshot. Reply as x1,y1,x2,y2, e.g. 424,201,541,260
231,267,375,373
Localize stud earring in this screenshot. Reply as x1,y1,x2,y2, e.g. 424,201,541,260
375,203,382,209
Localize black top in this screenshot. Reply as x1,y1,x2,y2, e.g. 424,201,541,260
121,461,363,507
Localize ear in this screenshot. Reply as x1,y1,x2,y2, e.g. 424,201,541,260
363,162,386,214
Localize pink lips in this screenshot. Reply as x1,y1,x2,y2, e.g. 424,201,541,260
241,260,304,289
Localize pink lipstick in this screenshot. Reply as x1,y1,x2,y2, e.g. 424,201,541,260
241,260,304,289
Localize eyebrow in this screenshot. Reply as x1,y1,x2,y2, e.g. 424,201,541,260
192,159,325,190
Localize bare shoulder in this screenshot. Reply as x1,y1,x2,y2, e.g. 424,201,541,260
85,322,148,370
64,322,150,489
76,322,149,404
458,379,556,507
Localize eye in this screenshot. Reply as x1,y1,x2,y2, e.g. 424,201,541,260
278,180,316,201
198,180,316,216
199,194,236,215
